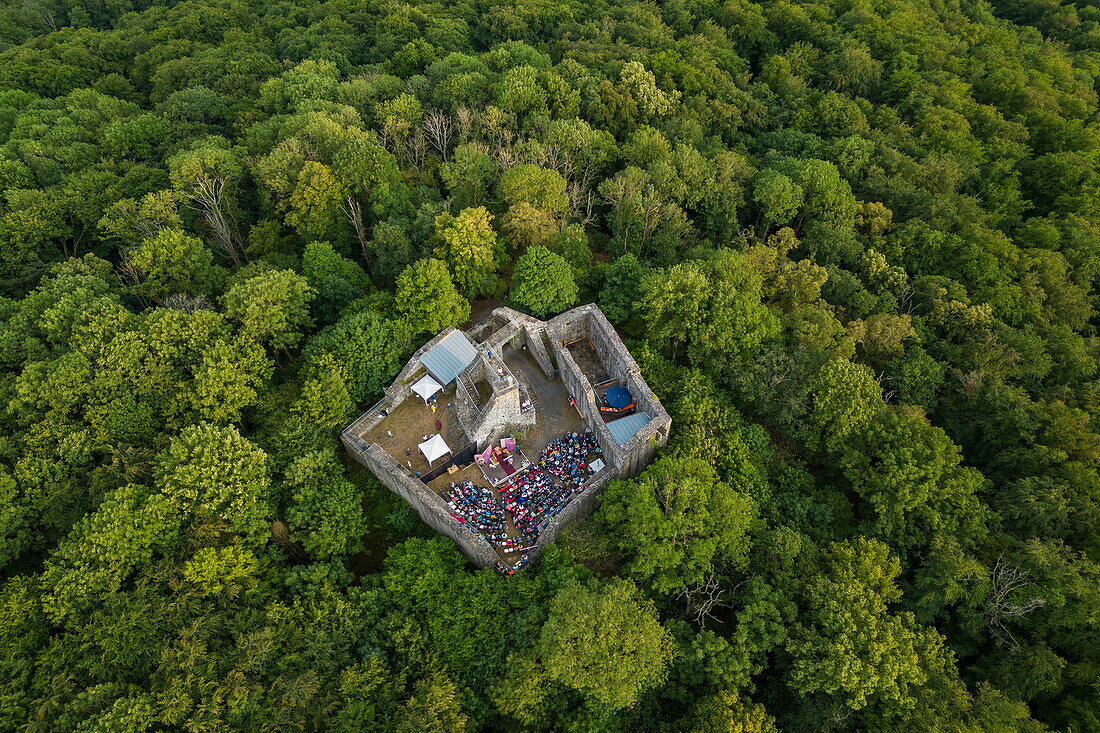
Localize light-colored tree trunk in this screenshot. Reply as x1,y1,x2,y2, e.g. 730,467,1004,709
342,195,369,259
190,176,244,266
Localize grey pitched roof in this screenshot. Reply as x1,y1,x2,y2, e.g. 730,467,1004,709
607,412,652,446
420,330,478,385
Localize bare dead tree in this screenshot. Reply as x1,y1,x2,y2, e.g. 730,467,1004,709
677,572,730,628
41,10,58,31
342,195,369,258
375,128,393,154
422,110,454,161
825,704,855,730
128,214,168,243
899,279,915,315
406,129,429,169
117,253,159,310
163,293,213,313
455,106,474,140
984,553,1046,650
537,144,566,174
116,256,144,291
490,127,517,167
493,140,519,169
875,370,897,404
183,175,244,266
567,180,595,226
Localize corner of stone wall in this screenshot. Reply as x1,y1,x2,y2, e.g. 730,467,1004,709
527,468,617,560
362,442,500,567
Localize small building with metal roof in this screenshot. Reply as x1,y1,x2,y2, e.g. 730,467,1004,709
420,330,478,385
606,412,652,446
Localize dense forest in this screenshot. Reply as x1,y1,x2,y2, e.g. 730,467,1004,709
0,0,1097,728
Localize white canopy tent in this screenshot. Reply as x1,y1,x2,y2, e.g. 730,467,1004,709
411,373,443,403
419,433,452,464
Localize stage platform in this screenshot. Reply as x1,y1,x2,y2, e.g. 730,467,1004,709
477,449,533,487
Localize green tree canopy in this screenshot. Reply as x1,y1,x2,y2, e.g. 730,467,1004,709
508,245,578,316
153,422,271,547
394,258,470,334
600,456,756,594
431,206,501,296
223,268,315,350
126,228,222,301
498,163,569,216
283,450,367,559
786,538,952,712
537,578,673,710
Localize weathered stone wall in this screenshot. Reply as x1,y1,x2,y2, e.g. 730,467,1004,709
481,319,522,352
343,378,414,444
530,467,616,554
340,434,500,567
587,308,641,381
452,355,486,439
454,346,534,446
470,381,533,445
490,306,542,331
545,304,594,348
553,346,626,470
524,325,557,377
547,305,672,478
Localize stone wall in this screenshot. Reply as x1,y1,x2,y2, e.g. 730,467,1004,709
469,379,533,445
484,307,558,379
453,346,534,446
452,355,485,440
341,434,500,567
530,467,616,554
587,308,641,381
481,318,522,352
553,346,626,470
546,304,672,478
545,304,594,348
524,325,557,377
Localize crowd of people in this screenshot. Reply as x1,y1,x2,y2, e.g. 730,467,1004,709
501,470,576,538
441,481,506,537
445,430,603,574
539,431,601,490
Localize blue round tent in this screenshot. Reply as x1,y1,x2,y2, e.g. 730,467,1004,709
605,386,632,409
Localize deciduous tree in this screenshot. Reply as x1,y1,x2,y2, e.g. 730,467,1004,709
508,246,577,316
537,578,673,710
283,450,367,560
223,269,315,350
431,207,501,296
394,258,470,334
599,456,756,594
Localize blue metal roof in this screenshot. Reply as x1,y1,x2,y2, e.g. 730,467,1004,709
607,412,651,445
420,330,478,385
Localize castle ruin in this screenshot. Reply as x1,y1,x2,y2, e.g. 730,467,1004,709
341,304,671,571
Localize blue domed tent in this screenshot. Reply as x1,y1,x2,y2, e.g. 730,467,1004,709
604,386,632,409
